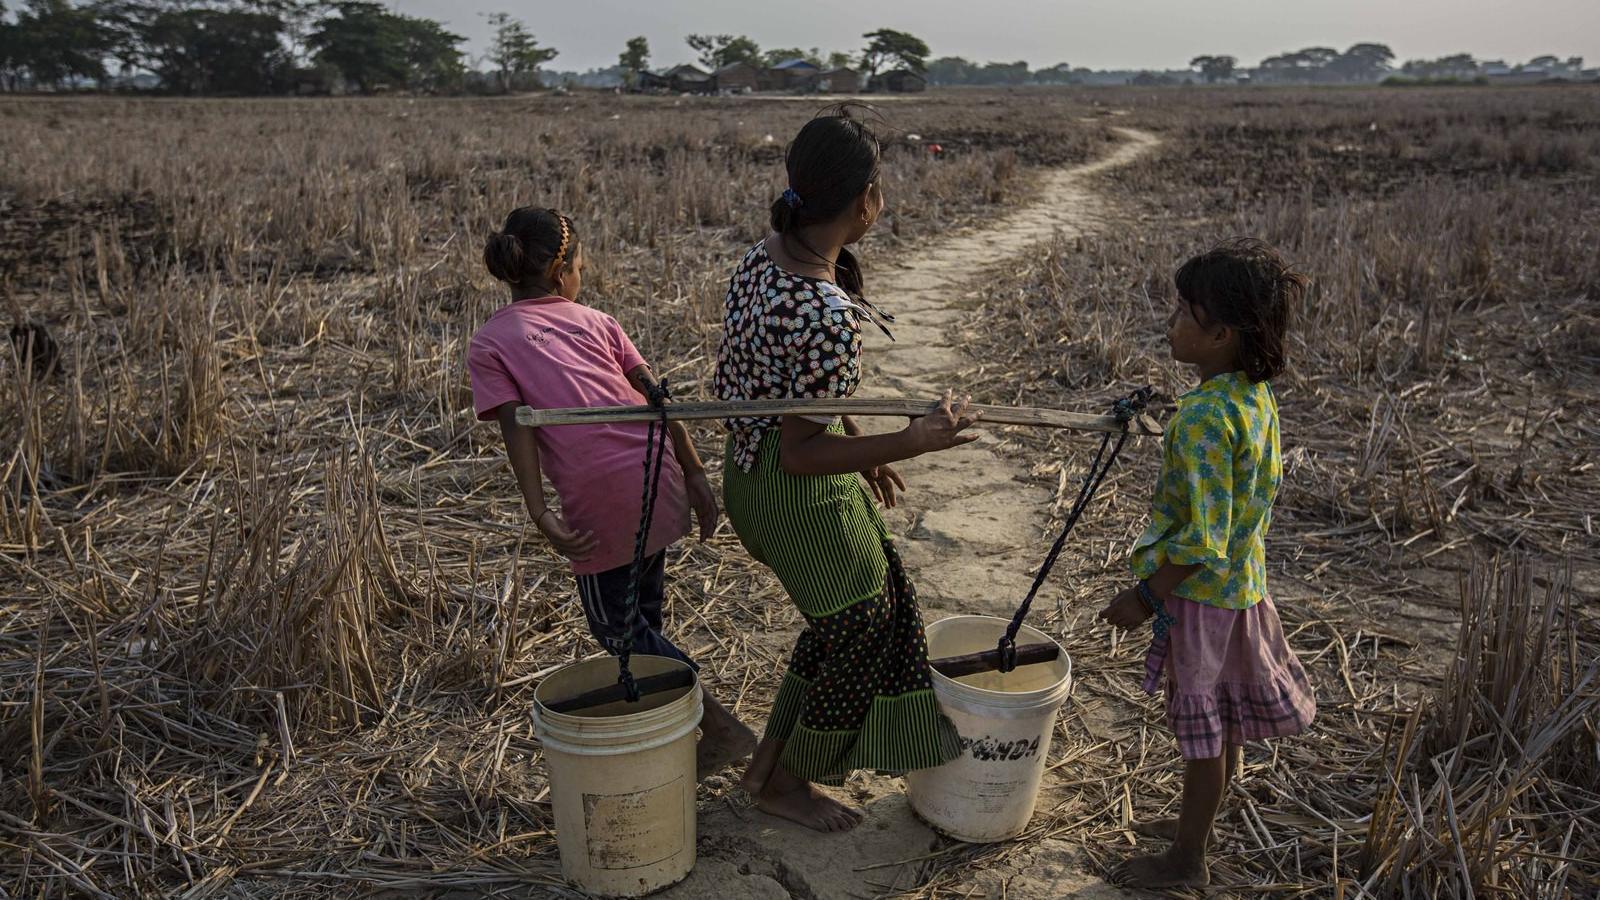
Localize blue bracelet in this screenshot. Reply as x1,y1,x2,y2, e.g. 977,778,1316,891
1137,581,1176,640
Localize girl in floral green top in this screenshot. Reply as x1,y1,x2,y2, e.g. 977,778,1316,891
1129,369,1280,610
1099,239,1316,889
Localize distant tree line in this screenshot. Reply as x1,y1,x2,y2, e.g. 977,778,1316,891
929,45,1591,87
0,6,940,94
1394,53,1587,82
1179,46,1589,85
924,58,1081,86
918,45,1393,86
927,45,1400,86
1251,44,1396,83
678,28,925,79
0,8,1589,95
0,0,557,94
553,29,930,91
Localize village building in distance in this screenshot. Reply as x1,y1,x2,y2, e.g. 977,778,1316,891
633,60,893,95
869,69,927,92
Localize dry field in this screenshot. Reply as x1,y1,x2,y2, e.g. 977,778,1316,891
1,87,1597,898
955,86,1600,897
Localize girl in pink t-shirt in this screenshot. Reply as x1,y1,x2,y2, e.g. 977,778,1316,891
468,206,755,777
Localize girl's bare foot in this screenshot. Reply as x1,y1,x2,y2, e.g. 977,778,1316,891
1115,850,1209,889
755,774,863,833
1132,817,1180,840
697,719,758,780
696,693,756,779
1131,747,1236,841
1135,812,1235,842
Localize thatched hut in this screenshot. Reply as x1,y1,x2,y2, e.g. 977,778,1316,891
635,69,670,92
770,58,821,90
714,62,761,93
665,64,712,94
812,67,861,93
870,69,927,93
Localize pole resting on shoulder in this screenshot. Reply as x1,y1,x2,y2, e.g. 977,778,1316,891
993,387,1153,674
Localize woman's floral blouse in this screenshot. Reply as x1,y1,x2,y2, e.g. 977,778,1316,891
716,241,864,472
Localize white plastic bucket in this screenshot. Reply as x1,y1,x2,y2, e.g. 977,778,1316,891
906,615,1072,843
532,654,703,897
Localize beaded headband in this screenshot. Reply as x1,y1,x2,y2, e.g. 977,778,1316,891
548,209,571,278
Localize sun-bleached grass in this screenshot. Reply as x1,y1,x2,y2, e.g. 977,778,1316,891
1,85,1595,896
954,84,1598,897
0,90,1110,896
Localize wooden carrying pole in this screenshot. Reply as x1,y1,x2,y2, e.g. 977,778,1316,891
517,398,1161,437
542,643,1062,713
530,394,1128,715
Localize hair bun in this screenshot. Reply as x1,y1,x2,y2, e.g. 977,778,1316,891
483,206,580,289
483,232,526,285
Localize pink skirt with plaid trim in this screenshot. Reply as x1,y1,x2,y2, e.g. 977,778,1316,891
1142,594,1315,760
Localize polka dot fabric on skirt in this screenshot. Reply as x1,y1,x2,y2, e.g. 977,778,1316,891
723,435,959,785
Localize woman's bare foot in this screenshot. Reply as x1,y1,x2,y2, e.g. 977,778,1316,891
740,734,784,797
697,704,758,780
754,771,863,833
1115,850,1209,889
1132,817,1180,840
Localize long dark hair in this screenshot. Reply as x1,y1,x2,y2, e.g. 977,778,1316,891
770,104,882,299
1174,238,1305,382
483,207,575,291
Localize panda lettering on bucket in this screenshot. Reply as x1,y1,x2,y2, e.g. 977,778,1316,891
956,734,1041,762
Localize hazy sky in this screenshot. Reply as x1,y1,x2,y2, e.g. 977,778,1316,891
395,0,1600,73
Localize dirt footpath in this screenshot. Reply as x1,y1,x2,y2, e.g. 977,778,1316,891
660,127,1162,900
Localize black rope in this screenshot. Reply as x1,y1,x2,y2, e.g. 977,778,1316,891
995,387,1153,672
616,378,672,702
